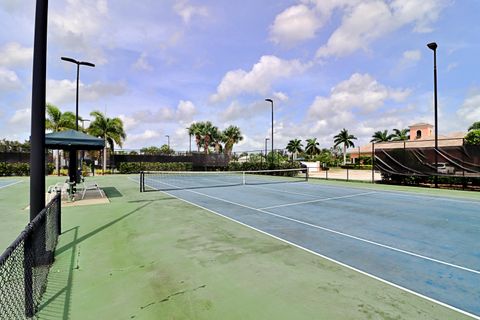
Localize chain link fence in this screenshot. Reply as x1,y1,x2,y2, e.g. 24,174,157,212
0,194,61,319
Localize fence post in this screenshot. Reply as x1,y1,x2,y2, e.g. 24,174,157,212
56,193,61,235
346,168,349,181
371,142,375,183
24,230,34,317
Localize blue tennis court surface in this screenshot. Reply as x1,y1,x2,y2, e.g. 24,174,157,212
142,175,480,318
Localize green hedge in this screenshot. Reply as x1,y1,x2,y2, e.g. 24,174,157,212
118,162,192,174
0,162,55,176
228,161,302,172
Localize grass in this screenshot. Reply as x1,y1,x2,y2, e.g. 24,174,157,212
1,175,476,319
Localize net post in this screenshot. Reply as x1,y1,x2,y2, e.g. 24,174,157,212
140,171,143,192
56,192,61,235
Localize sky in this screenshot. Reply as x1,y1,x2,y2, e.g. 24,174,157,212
0,0,479,152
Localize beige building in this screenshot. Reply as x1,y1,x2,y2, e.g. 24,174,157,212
348,123,466,163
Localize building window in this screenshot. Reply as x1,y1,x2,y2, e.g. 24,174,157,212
416,130,422,139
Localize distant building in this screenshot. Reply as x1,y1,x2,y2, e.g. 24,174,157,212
348,123,466,163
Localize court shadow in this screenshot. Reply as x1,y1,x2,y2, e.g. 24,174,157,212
55,200,153,256
102,187,123,198
37,226,78,320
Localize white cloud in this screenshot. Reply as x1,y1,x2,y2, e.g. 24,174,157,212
308,73,410,117
210,55,309,103
46,79,127,105
126,100,197,126
316,0,450,59
8,108,30,126
273,92,289,102
118,114,139,132
0,67,21,92
403,50,421,61
176,100,196,123
132,52,153,71
173,0,208,24
126,129,161,146
270,4,320,46
50,0,109,64
457,90,480,125
0,42,32,67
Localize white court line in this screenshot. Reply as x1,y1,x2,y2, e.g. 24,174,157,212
0,179,23,189
310,180,480,205
130,176,480,319
259,191,377,210
247,183,318,198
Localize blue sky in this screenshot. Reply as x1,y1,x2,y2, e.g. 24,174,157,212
0,0,479,152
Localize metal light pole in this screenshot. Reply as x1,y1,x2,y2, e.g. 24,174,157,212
427,42,438,188
265,98,274,161
165,135,170,149
61,56,94,183
61,57,95,130
265,138,269,157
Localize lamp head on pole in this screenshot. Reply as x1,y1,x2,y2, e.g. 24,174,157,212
61,56,78,64
265,98,273,103
427,42,437,51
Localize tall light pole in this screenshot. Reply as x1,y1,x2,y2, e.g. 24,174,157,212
61,56,94,183
265,98,274,160
427,42,438,188
165,135,170,149
265,138,269,158
61,56,95,130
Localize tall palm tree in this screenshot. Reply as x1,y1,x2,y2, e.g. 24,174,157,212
370,130,394,143
45,103,76,175
210,127,223,153
305,138,320,157
187,122,202,152
333,128,357,165
392,128,410,141
286,139,303,160
88,110,126,173
222,125,243,155
197,121,216,154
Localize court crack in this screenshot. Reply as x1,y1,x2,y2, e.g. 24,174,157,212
139,284,207,311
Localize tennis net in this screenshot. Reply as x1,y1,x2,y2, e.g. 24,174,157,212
140,168,308,192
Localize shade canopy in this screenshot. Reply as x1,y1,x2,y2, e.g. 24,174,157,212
45,129,105,150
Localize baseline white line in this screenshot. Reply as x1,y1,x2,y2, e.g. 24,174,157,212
133,177,480,319
259,191,377,210
0,179,23,189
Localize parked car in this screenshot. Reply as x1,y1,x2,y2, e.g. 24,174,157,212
434,162,455,174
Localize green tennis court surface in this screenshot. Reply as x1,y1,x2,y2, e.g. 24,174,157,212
1,175,477,319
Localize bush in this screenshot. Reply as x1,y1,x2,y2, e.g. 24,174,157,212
117,162,192,174
228,161,301,172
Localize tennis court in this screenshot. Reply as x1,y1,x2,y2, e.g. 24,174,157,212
141,170,480,318
0,179,22,189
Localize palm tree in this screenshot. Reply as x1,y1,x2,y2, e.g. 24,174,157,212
197,121,216,154
392,128,410,141
88,110,126,173
468,121,480,131
187,122,202,152
305,138,320,157
370,130,394,143
210,127,223,153
222,125,243,155
333,128,357,165
286,139,303,160
45,103,76,175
